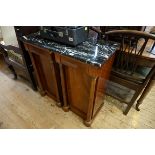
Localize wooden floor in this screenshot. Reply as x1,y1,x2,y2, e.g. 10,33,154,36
0,56,155,129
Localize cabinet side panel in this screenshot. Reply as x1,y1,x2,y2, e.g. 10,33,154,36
93,54,115,116
93,77,106,116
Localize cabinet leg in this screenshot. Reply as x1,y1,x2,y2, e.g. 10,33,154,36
62,106,70,112
59,64,70,112
56,102,62,107
38,88,46,96
83,120,92,127
85,77,97,127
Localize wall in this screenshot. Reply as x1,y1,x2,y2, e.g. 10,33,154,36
0,26,18,46
145,26,154,33
0,27,2,39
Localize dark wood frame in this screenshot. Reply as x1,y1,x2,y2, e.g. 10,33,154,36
104,30,155,115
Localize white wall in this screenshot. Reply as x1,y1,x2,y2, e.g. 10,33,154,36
145,26,154,33
0,26,18,46
0,27,2,39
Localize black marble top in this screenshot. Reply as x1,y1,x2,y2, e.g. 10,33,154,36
21,33,119,67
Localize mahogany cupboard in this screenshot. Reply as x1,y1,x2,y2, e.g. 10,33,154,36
23,42,115,126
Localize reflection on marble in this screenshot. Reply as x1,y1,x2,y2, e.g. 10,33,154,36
21,32,120,67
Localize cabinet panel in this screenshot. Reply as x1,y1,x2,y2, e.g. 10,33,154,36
92,77,106,116
36,53,57,98
64,66,92,118
25,43,61,103
93,55,115,116
30,53,47,92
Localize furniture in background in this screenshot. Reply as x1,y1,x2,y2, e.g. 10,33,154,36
0,44,18,79
14,26,40,90
0,26,40,90
100,26,146,33
89,26,146,41
100,26,146,44
104,30,155,115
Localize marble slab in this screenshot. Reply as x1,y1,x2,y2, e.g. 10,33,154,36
21,32,120,67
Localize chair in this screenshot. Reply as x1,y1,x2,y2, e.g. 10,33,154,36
100,26,146,33
0,44,25,79
104,30,155,115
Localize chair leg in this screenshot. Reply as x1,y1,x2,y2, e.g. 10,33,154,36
136,92,146,111
8,65,17,80
136,77,154,111
123,91,141,115
136,102,141,111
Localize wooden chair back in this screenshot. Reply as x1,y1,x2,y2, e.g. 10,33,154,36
105,30,155,83
100,26,146,34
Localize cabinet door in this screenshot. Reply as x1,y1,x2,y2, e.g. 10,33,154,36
65,65,92,119
58,56,93,119
27,45,60,102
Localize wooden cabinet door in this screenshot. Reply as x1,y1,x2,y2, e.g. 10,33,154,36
64,65,92,119
26,44,60,102
57,56,94,119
